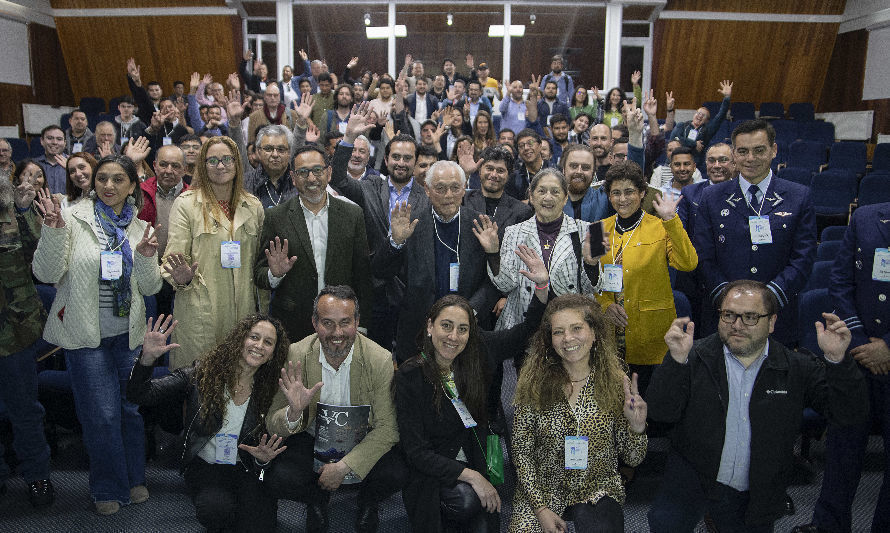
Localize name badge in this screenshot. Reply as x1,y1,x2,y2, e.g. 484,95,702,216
120,136,129,146
687,129,699,141
748,215,773,245
873,249,890,282
221,241,241,268
72,142,83,153
214,433,239,465
100,250,123,280
338,121,347,134
517,111,525,122
610,117,619,127
368,144,376,157
449,262,459,292
602,264,623,292
162,136,173,146
450,397,477,428
565,436,588,469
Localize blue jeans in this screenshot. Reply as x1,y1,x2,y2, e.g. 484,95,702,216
812,373,890,533
66,333,144,503
648,451,773,533
0,341,51,484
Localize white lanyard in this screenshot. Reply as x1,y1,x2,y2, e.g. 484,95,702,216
264,180,282,207
570,373,590,436
610,221,640,265
433,207,460,263
92,211,124,252
743,184,768,216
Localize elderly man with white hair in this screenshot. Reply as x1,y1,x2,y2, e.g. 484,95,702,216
346,135,380,182
373,159,500,363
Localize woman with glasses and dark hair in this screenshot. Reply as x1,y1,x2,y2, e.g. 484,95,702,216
595,160,697,397
162,136,266,370
510,294,647,533
128,313,289,532
33,154,162,515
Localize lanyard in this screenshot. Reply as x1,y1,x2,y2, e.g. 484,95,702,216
264,180,282,207
92,211,124,252
433,207,460,263
569,373,590,436
610,222,639,265
743,184,768,216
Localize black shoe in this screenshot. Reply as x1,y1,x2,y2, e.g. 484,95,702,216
305,502,329,533
791,525,830,533
28,479,54,507
784,493,796,516
355,502,380,533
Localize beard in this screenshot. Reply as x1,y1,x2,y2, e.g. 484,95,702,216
567,174,591,195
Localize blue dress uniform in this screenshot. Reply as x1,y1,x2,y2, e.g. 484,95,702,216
675,179,714,333
693,173,816,345
808,202,890,533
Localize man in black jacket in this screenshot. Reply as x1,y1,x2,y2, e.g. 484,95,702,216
647,280,867,532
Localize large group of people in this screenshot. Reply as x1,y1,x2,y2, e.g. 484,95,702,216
0,47,885,533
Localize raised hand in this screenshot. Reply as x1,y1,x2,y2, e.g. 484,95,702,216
298,49,308,62
13,179,36,210
719,80,733,98
53,153,69,168
150,110,165,130
465,53,474,69
35,188,63,228
164,253,198,286
446,86,457,102
664,317,694,363
279,360,323,417
816,312,851,363
642,89,657,116
432,121,448,143
135,223,160,257
305,122,320,144
227,72,240,90
97,140,114,158
390,202,418,245
344,101,375,142
226,89,243,121
665,91,675,111
404,53,413,68
265,236,297,278
652,191,679,221
530,74,542,90
605,303,628,328
295,92,315,123
623,97,644,139
238,434,287,464
126,58,142,85
124,136,151,164
516,244,548,286
243,50,253,62
591,86,601,100
141,314,179,364
457,145,479,175
851,337,890,375
631,70,642,86
347,56,359,69
472,215,499,254
623,373,647,434
189,72,200,94
201,73,213,86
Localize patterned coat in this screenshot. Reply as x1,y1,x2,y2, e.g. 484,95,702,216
0,206,45,356
510,382,647,532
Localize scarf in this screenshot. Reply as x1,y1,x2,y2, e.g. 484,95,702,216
94,201,134,317
263,104,286,125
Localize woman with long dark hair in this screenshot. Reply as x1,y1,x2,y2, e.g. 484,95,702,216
128,313,289,532
511,294,648,533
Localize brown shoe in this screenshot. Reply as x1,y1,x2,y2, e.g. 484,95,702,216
95,500,120,515
130,485,149,504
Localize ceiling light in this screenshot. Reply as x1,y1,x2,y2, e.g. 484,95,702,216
447,12,453,26
488,25,526,37
365,25,407,39
364,13,371,26
530,13,536,25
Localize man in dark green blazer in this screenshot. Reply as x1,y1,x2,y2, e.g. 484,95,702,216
254,145,373,343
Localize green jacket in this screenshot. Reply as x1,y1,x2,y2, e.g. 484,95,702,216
0,207,46,356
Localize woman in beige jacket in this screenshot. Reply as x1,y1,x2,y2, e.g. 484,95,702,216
162,136,266,369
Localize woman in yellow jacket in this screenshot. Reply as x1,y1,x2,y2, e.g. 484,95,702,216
596,160,697,395
162,136,266,369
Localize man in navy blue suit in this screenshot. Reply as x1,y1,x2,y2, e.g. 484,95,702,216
404,77,439,123
693,119,816,346
795,202,890,533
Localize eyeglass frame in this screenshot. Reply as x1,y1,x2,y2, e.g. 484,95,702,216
717,309,771,326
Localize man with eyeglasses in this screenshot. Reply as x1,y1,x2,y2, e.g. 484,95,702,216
177,134,202,183
648,279,867,533
254,144,372,345
331,102,430,352
380,160,498,363
243,124,297,209
694,119,816,346
505,128,550,200
139,144,189,316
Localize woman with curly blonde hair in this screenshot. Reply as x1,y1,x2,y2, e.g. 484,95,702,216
162,135,266,369
510,294,648,533
128,313,289,532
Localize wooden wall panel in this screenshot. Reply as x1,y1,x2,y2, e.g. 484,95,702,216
652,19,838,111
664,0,845,15
51,0,224,7
55,16,240,103
818,29,890,141
0,23,73,137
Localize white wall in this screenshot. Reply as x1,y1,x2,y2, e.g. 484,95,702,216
0,16,30,86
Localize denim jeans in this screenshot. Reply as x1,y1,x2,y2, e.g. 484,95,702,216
0,341,51,484
66,333,144,503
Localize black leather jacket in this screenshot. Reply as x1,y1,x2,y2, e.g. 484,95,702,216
127,362,267,473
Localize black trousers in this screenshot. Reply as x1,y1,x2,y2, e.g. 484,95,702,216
183,457,278,533
565,496,624,533
264,431,407,506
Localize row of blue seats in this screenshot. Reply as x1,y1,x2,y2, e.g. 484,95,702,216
702,101,816,122
777,168,890,216
70,96,126,115
707,120,837,151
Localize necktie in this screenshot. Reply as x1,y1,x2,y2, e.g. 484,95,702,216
749,185,760,206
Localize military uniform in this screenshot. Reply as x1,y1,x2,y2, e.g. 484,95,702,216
693,174,816,345
0,204,52,491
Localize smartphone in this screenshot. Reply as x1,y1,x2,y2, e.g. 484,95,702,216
587,220,606,258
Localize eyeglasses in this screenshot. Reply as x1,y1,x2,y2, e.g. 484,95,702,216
517,141,538,150
260,145,289,154
292,165,327,179
432,184,464,195
206,155,235,167
719,310,770,326
609,188,639,199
